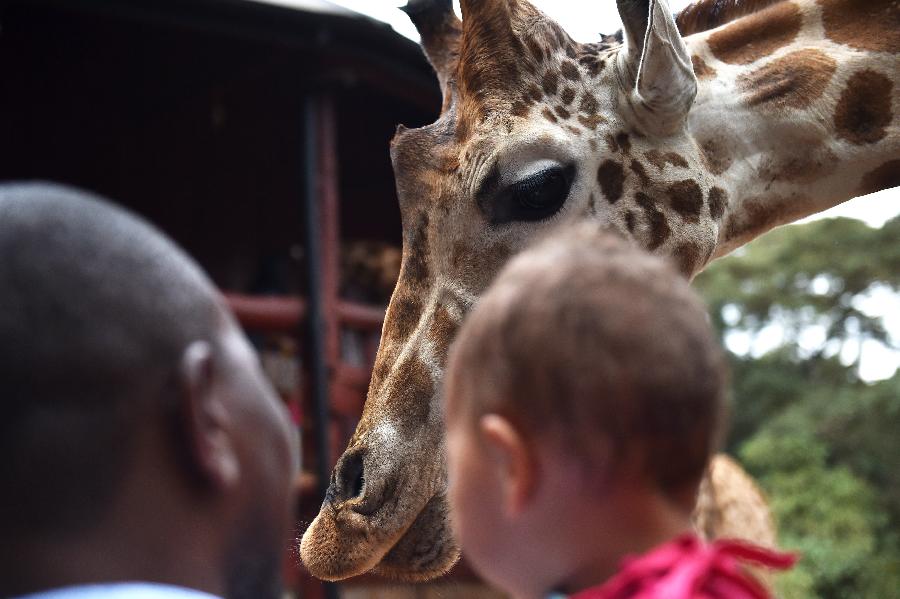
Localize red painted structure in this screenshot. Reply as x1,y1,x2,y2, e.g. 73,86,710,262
0,1,446,596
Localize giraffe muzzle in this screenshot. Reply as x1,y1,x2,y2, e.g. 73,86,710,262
300,435,449,581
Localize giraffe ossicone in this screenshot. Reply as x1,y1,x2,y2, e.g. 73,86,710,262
300,0,900,582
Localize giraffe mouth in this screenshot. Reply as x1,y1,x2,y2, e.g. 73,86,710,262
299,488,458,582
300,435,458,582
372,493,460,581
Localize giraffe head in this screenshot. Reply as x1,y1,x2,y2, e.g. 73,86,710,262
301,0,726,581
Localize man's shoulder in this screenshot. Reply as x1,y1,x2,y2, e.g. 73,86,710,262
13,583,222,599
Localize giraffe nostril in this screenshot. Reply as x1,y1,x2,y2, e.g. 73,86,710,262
351,465,364,499
337,449,365,501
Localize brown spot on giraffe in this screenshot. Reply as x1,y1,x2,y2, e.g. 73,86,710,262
426,306,459,366
672,241,702,276
597,160,626,204
724,193,814,245
725,199,772,245
368,317,405,383
691,54,717,80
605,133,619,153
554,105,572,119
707,1,802,65
527,84,543,103
819,0,900,54
578,114,605,130
630,160,650,184
635,192,671,250
450,241,469,270
387,295,424,344
668,180,705,222
578,54,605,77
518,90,536,108
624,210,637,233
525,37,545,63
438,147,461,174
542,108,558,124
485,242,513,268
511,101,530,117
740,49,837,109
404,213,431,284
677,0,786,35
560,60,580,81
699,137,734,175
560,87,576,105
579,92,599,115
834,69,894,145
859,160,900,196
391,357,434,433
541,71,559,96
759,141,839,184
616,132,632,155
646,149,689,171
708,187,729,221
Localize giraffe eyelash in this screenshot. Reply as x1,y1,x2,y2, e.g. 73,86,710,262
477,163,576,226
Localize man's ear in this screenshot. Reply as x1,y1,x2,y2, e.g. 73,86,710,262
178,340,240,491
479,414,537,518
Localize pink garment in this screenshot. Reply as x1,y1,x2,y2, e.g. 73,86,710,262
569,535,797,599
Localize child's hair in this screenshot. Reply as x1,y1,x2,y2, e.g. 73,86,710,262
446,224,727,495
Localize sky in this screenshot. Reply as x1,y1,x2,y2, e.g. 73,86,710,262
265,0,900,379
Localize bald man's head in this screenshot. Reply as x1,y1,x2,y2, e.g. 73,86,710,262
0,182,222,532
0,183,298,599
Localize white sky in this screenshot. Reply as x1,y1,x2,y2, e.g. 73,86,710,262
268,0,900,379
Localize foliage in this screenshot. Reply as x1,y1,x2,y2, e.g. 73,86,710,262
694,217,900,599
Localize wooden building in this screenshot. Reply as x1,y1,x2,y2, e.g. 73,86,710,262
0,0,499,596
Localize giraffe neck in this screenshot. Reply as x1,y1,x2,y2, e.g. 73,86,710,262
684,0,899,258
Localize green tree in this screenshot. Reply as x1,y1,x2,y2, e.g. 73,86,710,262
695,217,900,599
698,217,900,366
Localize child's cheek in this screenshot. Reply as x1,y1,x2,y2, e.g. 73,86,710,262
444,431,462,503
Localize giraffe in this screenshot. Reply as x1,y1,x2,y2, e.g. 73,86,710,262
300,0,900,583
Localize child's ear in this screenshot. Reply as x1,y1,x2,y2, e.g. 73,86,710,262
478,414,537,517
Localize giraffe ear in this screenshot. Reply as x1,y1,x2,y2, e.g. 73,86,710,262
401,0,462,113
617,0,697,135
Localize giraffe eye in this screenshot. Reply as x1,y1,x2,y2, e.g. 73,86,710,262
479,164,575,225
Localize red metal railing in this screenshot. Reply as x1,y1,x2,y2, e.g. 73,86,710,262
225,293,384,333
224,292,384,420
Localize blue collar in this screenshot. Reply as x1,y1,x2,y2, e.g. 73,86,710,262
13,583,221,599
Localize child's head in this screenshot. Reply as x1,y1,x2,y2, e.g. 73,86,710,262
444,225,727,597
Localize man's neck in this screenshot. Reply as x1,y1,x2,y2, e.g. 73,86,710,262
0,461,226,599
0,530,224,599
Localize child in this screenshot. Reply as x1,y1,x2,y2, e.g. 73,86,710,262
443,225,794,599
